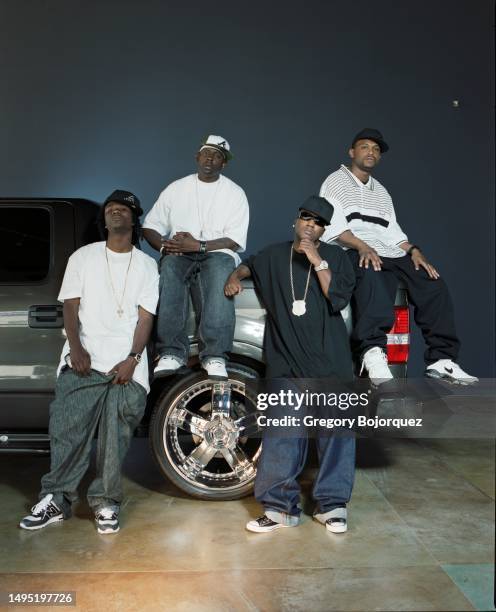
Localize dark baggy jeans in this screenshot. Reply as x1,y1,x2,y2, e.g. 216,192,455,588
254,432,356,525
156,252,236,363
40,369,146,517
347,251,460,365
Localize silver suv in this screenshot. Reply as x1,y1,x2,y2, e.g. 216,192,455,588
0,198,409,501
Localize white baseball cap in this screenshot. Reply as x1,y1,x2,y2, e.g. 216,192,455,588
199,134,232,160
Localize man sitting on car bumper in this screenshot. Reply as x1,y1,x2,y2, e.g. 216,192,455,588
143,135,249,381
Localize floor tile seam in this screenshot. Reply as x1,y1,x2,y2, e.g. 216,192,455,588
0,562,444,575
414,440,495,502
360,469,441,566
439,564,485,611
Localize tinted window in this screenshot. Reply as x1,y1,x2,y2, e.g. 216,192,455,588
0,207,51,283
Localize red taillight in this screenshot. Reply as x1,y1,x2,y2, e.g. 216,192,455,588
387,306,410,364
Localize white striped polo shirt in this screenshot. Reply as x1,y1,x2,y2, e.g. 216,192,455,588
319,165,407,258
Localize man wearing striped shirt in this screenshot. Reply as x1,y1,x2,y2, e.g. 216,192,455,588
319,128,477,385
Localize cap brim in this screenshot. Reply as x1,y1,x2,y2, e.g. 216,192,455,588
200,144,232,160
352,137,388,153
104,198,143,216
298,207,329,225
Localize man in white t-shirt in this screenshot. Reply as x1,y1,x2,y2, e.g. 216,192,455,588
20,190,159,535
319,128,477,385
143,135,249,380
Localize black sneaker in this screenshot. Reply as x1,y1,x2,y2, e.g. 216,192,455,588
95,508,120,534
246,515,294,533
19,494,64,530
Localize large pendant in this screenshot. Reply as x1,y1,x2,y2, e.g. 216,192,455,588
292,300,306,316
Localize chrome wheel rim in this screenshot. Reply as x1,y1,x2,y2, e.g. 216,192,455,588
163,377,261,493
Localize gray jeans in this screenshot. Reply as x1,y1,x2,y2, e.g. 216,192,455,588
40,368,146,516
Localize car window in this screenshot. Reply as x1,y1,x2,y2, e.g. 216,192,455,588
0,207,51,283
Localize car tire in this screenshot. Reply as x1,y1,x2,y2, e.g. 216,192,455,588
149,362,262,500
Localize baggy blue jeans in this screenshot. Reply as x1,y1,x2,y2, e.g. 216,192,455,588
254,431,356,526
40,369,146,517
156,252,236,363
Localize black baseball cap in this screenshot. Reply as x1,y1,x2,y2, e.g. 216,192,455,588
103,189,144,216
298,196,334,225
351,128,389,153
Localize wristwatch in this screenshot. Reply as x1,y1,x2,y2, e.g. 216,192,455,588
314,260,329,272
407,245,421,256
199,240,207,254
128,352,142,364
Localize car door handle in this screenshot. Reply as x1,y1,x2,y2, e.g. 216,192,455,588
28,305,64,328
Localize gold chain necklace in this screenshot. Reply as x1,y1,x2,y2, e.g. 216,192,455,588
105,246,133,317
290,246,313,316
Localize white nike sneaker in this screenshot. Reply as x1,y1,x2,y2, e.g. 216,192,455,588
360,347,393,383
202,358,228,380
154,355,183,377
425,359,478,385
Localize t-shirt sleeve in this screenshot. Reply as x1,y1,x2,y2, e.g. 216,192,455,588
223,189,249,252
386,207,408,246
57,250,84,301
242,247,271,293
327,249,356,312
138,261,160,315
319,192,350,243
142,188,171,237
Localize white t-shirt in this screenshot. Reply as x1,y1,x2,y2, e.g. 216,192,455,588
57,241,159,393
143,174,249,265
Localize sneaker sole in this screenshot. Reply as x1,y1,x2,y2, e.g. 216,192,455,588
153,367,185,379
246,522,295,533
97,525,120,534
326,523,347,534
425,370,476,386
19,515,64,530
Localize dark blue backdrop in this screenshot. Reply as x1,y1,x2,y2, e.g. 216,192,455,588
1,0,494,376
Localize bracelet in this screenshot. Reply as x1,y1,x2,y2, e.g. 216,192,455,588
199,240,207,254
407,245,420,256
160,245,165,256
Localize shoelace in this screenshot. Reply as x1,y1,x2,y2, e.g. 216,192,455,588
31,495,53,514
97,509,116,520
359,348,387,376
208,360,224,367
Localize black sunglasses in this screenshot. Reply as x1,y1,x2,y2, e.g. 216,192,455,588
298,211,327,227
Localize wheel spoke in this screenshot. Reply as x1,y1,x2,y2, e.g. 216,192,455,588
220,445,256,480
210,381,233,419
234,411,260,437
180,440,217,479
172,407,208,436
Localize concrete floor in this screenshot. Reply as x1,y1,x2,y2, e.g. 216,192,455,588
0,437,494,611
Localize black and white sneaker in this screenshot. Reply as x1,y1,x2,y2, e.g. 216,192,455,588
246,515,294,533
95,508,120,534
19,494,64,530
425,359,478,385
